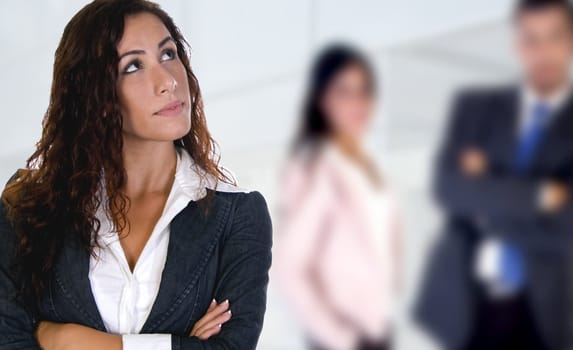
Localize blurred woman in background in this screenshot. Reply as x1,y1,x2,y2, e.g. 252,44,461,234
274,43,402,350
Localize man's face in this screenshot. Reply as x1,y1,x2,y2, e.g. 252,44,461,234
515,5,573,92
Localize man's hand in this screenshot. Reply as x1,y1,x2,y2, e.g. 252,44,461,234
540,181,569,213
189,299,232,339
459,148,488,177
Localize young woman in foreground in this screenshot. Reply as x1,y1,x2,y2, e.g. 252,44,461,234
0,1,272,349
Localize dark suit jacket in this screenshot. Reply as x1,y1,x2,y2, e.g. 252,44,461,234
0,171,273,350
414,84,573,350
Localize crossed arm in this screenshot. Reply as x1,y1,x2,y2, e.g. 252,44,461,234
434,90,573,243
0,188,272,350
33,299,233,350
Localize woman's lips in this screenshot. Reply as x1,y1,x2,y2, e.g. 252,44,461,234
155,100,184,116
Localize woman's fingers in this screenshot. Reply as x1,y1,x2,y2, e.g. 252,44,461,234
194,324,223,340
207,298,217,312
192,299,229,331
190,298,216,334
191,299,230,335
193,308,232,337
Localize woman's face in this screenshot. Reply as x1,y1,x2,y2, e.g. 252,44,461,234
116,12,191,142
320,63,376,140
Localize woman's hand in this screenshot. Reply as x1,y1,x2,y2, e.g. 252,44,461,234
189,298,232,339
35,321,121,350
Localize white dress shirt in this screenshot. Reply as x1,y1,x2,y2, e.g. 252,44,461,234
517,81,572,135
89,147,247,349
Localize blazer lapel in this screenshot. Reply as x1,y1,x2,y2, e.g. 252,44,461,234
54,234,107,331
489,85,573,173
486,85,520,171
139,191,232,332
528,89,573,171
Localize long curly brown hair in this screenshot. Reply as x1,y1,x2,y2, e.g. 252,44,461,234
1,0,234,304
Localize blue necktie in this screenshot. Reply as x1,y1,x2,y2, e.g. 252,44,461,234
513,102,551,172
500,102,551,292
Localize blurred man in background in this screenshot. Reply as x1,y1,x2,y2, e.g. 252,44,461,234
415,0,573,349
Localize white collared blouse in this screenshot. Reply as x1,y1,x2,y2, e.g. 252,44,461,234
88,146,247,349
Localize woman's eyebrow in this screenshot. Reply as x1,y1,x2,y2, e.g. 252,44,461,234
158,35,175,48
118,36,175,61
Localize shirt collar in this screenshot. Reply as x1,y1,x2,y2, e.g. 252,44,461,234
175,146,246,199
175,146,209,201
521,80,572,112
94,147,246,241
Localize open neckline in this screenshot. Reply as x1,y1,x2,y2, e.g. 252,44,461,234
94,148,187,278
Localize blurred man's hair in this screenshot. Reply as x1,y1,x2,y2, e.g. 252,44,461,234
514,0,573,27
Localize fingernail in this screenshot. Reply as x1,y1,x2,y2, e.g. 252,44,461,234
227,310,232,315
218,323,222,328
224,299,229,304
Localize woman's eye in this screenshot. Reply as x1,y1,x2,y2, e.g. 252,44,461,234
123,60,141,74
161,49,176,61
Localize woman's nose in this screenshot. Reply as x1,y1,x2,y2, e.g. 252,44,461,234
152,65,177,96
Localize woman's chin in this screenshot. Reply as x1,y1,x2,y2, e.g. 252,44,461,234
150,123,191,141
127,128,190,143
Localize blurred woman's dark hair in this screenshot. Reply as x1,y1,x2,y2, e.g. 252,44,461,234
290,42,377,160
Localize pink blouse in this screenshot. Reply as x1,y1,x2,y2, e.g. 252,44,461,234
273,140,402,350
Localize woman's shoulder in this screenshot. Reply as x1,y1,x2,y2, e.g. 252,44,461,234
201,171,270,228
212,185,270,221
176,147,271,234
211,188,272,248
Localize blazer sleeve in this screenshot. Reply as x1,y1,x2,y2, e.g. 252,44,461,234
433,88,546,225
0,171,42,350
170,190,273,350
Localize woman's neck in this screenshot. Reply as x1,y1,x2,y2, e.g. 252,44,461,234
329,133,384,188
121,136,177,198
331,133,362,160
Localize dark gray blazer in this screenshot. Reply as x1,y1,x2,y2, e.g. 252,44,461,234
0,171,273,350
414,84,573,350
